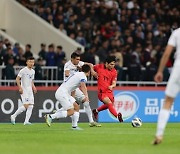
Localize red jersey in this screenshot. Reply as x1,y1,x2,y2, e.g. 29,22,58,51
94,64,117,93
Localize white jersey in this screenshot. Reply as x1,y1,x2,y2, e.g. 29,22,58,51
18,67,35,92
168,28,180,65
60,72,87,94
63,60,84,80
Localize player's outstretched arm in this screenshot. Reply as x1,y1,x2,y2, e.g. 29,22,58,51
84,62,97,78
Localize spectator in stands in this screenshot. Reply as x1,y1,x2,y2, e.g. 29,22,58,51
76,31,87,47
16,47,26,66
128,55,141,81
46,44,56,66
55,45,66,66
5,56,16,81
81,46,99,65
59,23,67,35
57,58,66,81
24,44,33,60
145,58,157,81
12,42,20,56
35,58,44,85
38,43,47,65
4,48,16,66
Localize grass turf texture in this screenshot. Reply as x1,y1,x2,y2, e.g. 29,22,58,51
0,123,179,154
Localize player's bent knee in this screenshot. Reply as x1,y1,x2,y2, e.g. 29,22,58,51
73,102,80,111
67,109,74,116
164,96,174,109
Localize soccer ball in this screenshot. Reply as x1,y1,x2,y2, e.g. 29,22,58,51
131,118,142,128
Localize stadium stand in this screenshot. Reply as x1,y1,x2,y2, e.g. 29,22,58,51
0,0,179,83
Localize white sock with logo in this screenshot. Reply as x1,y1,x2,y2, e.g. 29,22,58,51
156,108,170,136
83,101,94,123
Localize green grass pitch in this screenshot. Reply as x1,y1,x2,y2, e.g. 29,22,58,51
0,123,179,154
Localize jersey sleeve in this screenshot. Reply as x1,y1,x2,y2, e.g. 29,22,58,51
17,69,23,78
64,63,70,71
168,30,176,47
79,61,85,67
93,64,99,72
32,70,35,80
80,75,87,83
112,70,117,82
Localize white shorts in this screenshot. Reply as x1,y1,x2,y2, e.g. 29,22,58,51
55,89,75,110
21,91,34,104
75,88,85,104
165,65,180,98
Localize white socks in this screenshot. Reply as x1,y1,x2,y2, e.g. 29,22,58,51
83,101,94,123
51,110,68,119
156,108,170,136
71,111,80,127
24,105,33,123
12,105,26,118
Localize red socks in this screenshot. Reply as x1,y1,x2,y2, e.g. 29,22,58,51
107,103,118,117
97,104,108,112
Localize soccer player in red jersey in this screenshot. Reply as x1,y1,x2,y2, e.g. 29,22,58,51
92,56,123,122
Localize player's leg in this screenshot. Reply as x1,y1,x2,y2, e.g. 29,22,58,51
75,88,101,127
153,67,179,145
71,102,82,130
45,91,74,127
24,104,34,125
92,93,108,120
102,94,123,122
24,95,34,125
10,94,26,124
153,96,173,145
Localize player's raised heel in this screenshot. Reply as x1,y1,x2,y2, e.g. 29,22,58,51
118,113,123,123
10,115,15,125
45,114,52,127
152,136,163,145
92,109,98,120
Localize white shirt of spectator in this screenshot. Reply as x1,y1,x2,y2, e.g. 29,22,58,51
60,72,87,94
63,60,84,81
168,28,180,66
17,66,35,93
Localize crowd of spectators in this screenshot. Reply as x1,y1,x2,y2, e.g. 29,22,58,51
0,36,66,81
1,0,180,82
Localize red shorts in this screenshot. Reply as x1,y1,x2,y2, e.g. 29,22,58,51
98,92,114,103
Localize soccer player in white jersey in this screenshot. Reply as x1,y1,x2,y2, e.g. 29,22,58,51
64,52,101,127
45,64,91,130
11,57,37,125
153,28,180,145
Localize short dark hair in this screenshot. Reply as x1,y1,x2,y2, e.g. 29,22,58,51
82,64,91,73
26,44,31,48
105,56,116,63
27,57,35,61
71,52,80,59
